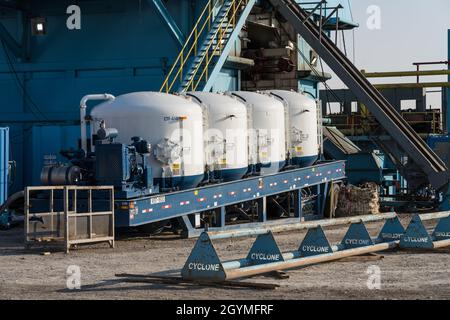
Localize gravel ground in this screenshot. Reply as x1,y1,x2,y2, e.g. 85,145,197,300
0,216,449,300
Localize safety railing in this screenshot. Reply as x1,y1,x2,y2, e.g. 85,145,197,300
326,111,443,136
24,185,114,253
184,0,248,92
159,0,221,93
160,0,248,93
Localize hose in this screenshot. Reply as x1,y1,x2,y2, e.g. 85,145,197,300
0,190,24,213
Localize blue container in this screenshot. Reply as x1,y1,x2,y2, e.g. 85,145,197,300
0,128,9,205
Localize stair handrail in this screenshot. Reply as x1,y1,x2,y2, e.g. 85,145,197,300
160,0,223,93
183,0,247,92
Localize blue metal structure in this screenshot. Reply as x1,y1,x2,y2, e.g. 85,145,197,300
0,127,9,228
0,127,8,205
0,0,358,194
115,161,346,237
296,0,357,98
0,0,226,192
27,134,346,236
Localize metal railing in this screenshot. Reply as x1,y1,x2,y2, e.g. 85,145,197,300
24,185,114,253
326,111,443,136
160,0,248,93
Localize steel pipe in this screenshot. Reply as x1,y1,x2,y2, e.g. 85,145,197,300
221,238,385,270
417,211,450,221
209,212,397,240
224,241,400,280
220,212,450,270
363,70,450,78
210,212,450,240
79,93,115,154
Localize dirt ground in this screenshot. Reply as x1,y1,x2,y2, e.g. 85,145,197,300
0,216,449,300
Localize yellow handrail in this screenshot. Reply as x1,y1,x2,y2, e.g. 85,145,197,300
159,0,223,93
184,0,246,92
166,4,217,92
190,0,246,91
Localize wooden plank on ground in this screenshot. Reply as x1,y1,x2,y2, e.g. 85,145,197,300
115,273,279,290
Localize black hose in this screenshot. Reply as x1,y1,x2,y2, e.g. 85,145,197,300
0,191,24,213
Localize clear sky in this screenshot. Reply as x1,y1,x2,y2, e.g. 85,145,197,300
323,0,450,109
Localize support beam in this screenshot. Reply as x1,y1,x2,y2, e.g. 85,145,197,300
363,70,450,78
0,21,23,58
148,0,185,47
373,82,450,90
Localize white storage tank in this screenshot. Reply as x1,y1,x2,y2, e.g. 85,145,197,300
187,92,249,182
267,90,319,167
230,91,286,175
90,92,205,190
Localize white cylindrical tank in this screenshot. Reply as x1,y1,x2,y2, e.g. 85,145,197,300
267,90,319,167
90,92,205,190
230,91,286,175
187,92,249,182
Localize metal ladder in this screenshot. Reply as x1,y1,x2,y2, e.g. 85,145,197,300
160,0,256,93
268,0,449,190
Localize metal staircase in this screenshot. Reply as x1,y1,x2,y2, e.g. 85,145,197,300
268,0,450,190
160,0,256,93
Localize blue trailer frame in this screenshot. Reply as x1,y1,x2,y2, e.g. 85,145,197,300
115,161,346,237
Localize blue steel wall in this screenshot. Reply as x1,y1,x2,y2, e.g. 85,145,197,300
0,0,353,192
0,0,219,192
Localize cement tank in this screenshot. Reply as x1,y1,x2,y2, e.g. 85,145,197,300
230,91,286,175
90,92,205,190
267,90,319,167
187,92,248,182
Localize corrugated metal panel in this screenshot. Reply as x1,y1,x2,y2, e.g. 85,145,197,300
0,128,9,205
